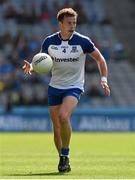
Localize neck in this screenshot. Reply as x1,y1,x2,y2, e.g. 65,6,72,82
60,31,73,40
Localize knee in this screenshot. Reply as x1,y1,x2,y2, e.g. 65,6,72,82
59,111,69,124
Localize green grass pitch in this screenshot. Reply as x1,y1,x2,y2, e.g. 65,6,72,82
0,132,135,179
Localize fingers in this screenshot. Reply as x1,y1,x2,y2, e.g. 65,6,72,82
22,60,28,69
24,68,31,75
104,86,110,96
28,71,31,75
103,84,110,96
22,60,32,75
101,82,110,96
22,64,26,69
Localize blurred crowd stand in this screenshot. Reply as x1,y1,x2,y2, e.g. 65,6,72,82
0,0,130,112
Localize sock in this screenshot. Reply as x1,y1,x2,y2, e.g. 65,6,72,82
61,147,69,157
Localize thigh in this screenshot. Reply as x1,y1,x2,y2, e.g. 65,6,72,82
60,88,82,117
60,96,78,118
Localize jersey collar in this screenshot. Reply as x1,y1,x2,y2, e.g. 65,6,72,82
58,31,74,41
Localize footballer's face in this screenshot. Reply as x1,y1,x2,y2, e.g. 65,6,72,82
59,16,77,35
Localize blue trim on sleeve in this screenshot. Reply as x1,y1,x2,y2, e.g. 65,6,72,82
69,32,96,54
41,32,61,54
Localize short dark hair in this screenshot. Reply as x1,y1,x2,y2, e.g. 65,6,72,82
57,8,78,22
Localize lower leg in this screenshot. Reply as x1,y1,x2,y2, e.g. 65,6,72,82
58,118,72,172
59,111,72,156
60,119,72,149
53,128,62,155
49,106,62,155
59,96,78,156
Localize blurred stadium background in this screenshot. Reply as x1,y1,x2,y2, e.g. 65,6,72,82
0,0,135,131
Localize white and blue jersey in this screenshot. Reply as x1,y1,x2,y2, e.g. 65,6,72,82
41,31,96,91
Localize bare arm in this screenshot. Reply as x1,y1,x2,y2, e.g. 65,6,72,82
90,48,108,77
89,48,110,96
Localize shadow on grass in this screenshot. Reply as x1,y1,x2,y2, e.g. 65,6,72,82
7,171,69,176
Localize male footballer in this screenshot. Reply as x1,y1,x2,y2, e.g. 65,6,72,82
23,8,110,173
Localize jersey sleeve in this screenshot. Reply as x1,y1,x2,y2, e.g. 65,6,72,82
40,37,50,54
82,38,96,54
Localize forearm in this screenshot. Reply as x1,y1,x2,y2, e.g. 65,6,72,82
97,58,108,78
90,48,108,79
89,48,110,96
